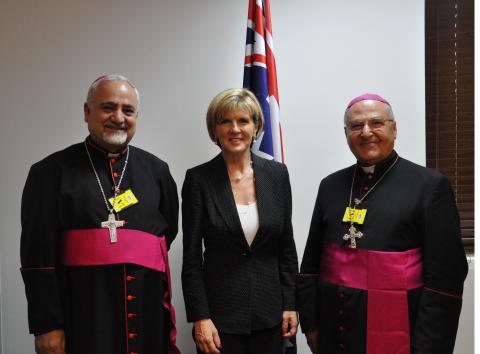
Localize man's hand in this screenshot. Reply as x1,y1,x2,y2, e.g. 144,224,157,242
35,329,65,354
305,328,319,353
194,319,222,354
281,310,298,338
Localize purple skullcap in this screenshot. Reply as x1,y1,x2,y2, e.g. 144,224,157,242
91,75,107,85
347,93,390,109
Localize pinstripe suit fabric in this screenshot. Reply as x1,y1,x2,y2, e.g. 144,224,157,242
181,153,298,334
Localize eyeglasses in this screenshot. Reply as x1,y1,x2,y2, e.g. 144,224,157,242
345,118,393,132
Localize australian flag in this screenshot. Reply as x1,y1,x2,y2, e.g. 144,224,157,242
243,0,284,163
244,2,296,352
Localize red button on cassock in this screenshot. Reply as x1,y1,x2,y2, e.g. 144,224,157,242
363,186,369,191
110,158,116,164
113,172,119,178
127,313,137,318
128,333,137,339
127,295,136,301
367,174,374,180
126,275,136,281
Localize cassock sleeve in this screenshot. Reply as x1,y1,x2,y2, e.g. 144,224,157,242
20,161,64,335
412,174,468,354
278,164,298,310
159,162,179,249
297,182,324,333
181,169,211,322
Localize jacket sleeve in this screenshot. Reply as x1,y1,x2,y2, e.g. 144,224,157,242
20,162,64,335
278,164,298,310
159,162,179,249
412,174,468,354
181,169,211,322
297,182,325,333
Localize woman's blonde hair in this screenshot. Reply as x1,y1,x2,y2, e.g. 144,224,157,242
206,88,265,143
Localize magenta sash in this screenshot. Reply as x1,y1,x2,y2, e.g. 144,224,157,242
320,242,423,354
63,228,181,354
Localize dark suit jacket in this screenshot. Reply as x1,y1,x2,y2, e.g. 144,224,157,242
181,153,298,334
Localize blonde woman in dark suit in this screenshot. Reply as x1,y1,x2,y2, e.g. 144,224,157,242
182,88,298,354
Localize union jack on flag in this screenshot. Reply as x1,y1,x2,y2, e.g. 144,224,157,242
243,0,284,163
243,2,296,353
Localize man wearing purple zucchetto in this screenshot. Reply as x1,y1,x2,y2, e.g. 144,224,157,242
20,75,180,354
297,93,467,354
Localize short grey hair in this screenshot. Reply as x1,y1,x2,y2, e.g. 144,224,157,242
343,102,394,126
86,74,140,111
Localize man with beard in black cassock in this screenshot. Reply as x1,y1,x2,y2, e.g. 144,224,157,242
20,75,180,354
298,93,468,354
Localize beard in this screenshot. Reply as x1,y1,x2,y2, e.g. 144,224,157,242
102,130,128,147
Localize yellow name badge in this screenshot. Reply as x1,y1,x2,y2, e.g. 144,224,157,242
108,189,139,213
342,207,367,224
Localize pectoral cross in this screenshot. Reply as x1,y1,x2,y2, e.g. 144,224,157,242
101,213,125,243
343,225,363,249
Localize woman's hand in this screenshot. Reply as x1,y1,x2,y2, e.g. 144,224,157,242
281,310,298,338
34,330,65,354
194,319,222,354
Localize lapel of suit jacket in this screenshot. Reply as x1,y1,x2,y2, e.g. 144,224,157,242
207,154,250,248
250,154,273,249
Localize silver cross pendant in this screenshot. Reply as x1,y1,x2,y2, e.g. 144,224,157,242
343,225,363,249
101,213,125,243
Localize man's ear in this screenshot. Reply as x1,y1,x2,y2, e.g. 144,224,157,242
83,103,90,123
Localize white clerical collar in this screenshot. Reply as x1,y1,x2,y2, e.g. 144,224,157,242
360,165,375,174
107,152,121,158
86,136,128,159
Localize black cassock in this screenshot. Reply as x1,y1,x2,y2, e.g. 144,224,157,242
21,139,179,354
298,152,468,354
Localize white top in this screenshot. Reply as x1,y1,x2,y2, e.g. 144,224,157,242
236,202,259,246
